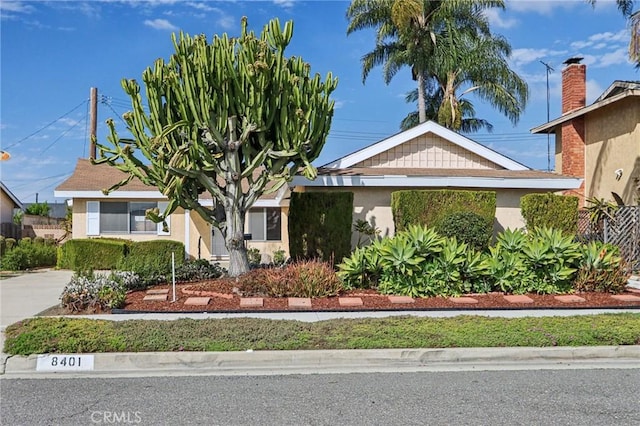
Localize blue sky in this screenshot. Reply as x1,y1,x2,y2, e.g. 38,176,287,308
1,0,639,203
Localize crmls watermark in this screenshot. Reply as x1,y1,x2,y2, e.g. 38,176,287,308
90,411,142,424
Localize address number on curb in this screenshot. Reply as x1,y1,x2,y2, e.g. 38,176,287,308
36,354,95,372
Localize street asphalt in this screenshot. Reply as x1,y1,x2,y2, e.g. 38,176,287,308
1,269,639,378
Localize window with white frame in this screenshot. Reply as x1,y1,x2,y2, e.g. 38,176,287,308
87,201,169,236
247,207,281,241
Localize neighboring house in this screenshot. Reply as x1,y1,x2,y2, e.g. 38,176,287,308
54,159,290,261
290,120,582,248
532,58,640,206
56,121,581,260
1,182,23,239
1,182,22,224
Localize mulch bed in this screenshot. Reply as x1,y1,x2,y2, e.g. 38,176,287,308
115,278,640,313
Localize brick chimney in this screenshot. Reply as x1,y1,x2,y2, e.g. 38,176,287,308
560,57,586,205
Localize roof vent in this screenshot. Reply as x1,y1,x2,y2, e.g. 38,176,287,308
563,57,583,65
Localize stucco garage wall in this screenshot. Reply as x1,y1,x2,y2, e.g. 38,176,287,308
303,187,534,248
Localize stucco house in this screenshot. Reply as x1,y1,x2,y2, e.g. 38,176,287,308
1,182,22,225
531,58,640,206
56,120,581,260
1,182,23,238
291,120,581,248
55,160,290,261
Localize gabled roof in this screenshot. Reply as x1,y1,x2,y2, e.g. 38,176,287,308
292,121,581,191
1,182,23,209
54,159,287,206
532,80,640,134
322,120,529,171
595,80,640,102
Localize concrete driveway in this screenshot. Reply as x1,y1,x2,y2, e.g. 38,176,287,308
1,269,72,328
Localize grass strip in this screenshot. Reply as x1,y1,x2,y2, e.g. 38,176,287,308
4,314,640,356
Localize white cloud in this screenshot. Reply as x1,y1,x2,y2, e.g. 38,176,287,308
217,15,235,30
510,48,568,67
186,2,216,12
144,18,178,31
274,0,295,8
586,79,604,104
507,0,581,15
484,9,518,29
0,1,35,20
0,1,35,13
596,47,630,67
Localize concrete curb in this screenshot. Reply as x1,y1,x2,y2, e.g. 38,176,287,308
3,346,639,377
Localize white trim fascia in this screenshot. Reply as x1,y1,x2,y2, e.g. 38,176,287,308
322,120,529,171
531,90,640,134
293,175,582,190
54,190,166,199
184,210,190,260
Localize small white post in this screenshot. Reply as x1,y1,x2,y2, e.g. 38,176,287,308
171,251,176,303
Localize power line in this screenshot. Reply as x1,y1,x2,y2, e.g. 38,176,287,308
2,100,88,150
40,113,88,155
8,172,74,189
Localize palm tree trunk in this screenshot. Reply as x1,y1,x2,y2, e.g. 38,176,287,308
417,73,427,123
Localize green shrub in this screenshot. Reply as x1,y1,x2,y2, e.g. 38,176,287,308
436,211,493,251
174,259,226,283
288,191,353,265
57,239,128,270
34,236,45,245
521,193,578,235
0,236,5,257
573,242,628,293
247,247,261,267
0,240,57,271
116,240,185,288
5,238,16,251
240,260,342,298
25,201,50,217
391,189,496,233
272,249,287,267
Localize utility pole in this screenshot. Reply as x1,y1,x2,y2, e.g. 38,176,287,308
540,61,554,172
89,87,98,160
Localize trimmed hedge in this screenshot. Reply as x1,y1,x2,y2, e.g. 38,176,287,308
288,191,353,264
57,238,185,273
520,193,579,235
391,189,496,232
57,239,128,270
436,211,493,251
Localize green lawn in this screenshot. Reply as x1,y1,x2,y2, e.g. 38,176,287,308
4,314,640,355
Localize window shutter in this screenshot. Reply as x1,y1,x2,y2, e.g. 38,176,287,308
157,201,170,235
86,201,100,236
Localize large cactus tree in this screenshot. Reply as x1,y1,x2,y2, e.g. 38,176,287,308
94,18,338,276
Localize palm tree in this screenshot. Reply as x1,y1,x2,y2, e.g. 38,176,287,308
400,86,493,132
401,21,528,132
346,0,505,124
